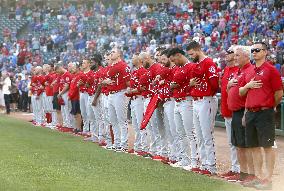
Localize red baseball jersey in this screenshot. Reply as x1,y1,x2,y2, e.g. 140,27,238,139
100,66,110,95
172,63,194,99
59,71,72,92
191,57,219,97
127,66,148,97
106,60,131,92
32,75,45,96
220,66,238,117
44,72,55,96
240,61,283,108
227,63,254,111
78,70,94,93
68,73,80,101
139,71,152,98
158,65,178,100
87,70,100,96
148,63,163,95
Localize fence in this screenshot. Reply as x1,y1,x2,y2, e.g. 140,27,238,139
215,94,284,136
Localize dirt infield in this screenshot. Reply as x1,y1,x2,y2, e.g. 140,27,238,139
5,112,284,191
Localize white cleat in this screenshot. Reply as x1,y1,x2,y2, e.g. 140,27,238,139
183,165,193,171
170,161,183,168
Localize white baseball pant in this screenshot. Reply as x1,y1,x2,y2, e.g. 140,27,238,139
174,97,198,166
164,99,181,161
130,96,147,152
79,92,90,133
42,92,56,126
156,105,169,157
193,96,218,173
102,94,112,147
88,94,98,142
224,117,240,173
144,97,161,155
108,90,130,149
61,92,73,128
91,94,104,142
32,94,44,124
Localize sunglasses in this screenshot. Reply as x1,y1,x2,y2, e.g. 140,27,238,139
226,50,234,54
251,48,265,53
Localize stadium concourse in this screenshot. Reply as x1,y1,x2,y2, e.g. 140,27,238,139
0,0,284,191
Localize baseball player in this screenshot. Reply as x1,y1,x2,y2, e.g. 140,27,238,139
157,48,181,164
55,62,73,130
90,54,109,146
43,64,56,128
220,46,240,177
186,41,219,175
92,52,113,149
139,51,166,159
105,48,131,152
125,54,148,154
77,59,94,135
31,66,45,126
239,42,283,189
167,48,198,170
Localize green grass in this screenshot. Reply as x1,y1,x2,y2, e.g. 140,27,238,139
0,116,250,191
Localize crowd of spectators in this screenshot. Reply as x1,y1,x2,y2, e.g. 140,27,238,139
0,0,284,112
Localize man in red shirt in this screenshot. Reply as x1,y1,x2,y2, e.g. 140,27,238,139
43,64,56,128
77,59,94,135
105,48,131,152
167,48,198,170
125,54,148,154
68,62,81,133
92,52,113,149
186,41,219,175
220,46,240,177
239,42,283,189
31,66,45,126
227,46,255,183
158,49,181,164
55,62,73,130
139,51,164,158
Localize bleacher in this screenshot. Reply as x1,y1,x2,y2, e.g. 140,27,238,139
0,15,28,42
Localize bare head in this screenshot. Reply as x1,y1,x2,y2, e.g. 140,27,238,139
43,64,51,74
132,54,142,68
68,62,78,74
34,66,43,75
234,46,251,67
139,51,153,69
81,59,91,71
109,48,123,62
186,41,203,63
251,42,268,62
54,61,65,74
167,48,186,66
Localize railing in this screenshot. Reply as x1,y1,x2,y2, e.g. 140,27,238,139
215,94,284,136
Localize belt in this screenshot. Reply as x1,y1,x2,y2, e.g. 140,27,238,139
175,97,186,102
109,90,122,94
132,95,142,99
164,98,173,102
247,107,271,112
143,94,152,98
192,96,204,101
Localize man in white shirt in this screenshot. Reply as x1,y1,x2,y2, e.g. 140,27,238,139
2,72,11,114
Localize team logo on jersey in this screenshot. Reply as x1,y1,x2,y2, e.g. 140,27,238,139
209,66,216,74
